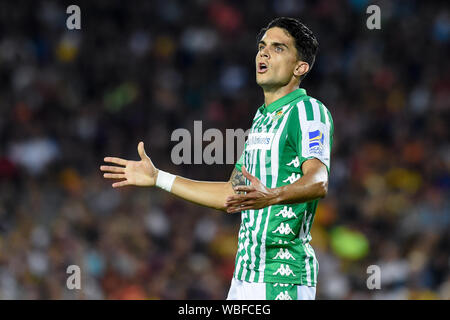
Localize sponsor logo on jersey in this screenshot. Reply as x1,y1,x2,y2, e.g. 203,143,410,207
273,264,296,277
246,132,275,150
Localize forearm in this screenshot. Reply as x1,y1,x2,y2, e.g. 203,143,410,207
224,159,329,213
271,172,328,205
159,170,234,212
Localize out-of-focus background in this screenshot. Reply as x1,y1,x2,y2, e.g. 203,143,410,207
0,0,448,299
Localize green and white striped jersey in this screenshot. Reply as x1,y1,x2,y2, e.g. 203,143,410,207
233,88,334,286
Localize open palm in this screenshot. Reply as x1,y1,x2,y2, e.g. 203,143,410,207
100,141,157,188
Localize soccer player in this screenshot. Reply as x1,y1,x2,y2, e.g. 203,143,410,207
100,17,333,300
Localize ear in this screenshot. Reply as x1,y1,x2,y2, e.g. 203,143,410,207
294,61,309,78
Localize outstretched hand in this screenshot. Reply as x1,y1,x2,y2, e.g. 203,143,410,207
225,166,278,213
100,141,158,188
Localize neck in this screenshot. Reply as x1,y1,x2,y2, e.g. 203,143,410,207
263,82,299,107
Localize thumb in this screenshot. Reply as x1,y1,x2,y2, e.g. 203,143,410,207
137,141,148,160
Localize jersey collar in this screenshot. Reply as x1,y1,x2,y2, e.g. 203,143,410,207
259,88,307,115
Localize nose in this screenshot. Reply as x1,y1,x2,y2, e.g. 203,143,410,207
259,46,269,59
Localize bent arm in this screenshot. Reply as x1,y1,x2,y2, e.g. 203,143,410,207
225,159,328,213
101,141,245,212
272,158,329,205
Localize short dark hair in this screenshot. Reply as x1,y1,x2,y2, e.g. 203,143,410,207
257,17,319,81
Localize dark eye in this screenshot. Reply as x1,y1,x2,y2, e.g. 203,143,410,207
259,45,265,51
275,46,283,52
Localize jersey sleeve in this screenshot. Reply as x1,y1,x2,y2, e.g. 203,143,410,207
295,99,334,174
235,148,245,172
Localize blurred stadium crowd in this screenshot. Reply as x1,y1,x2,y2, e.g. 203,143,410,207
0,0,448,299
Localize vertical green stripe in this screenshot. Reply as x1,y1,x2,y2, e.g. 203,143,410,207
251,114,272,281
309,249,315,286
317,101,326,124
266,283,298,300
304,100,314,121
327,110,334,164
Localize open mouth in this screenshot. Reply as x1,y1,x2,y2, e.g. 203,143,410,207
258,62,268,73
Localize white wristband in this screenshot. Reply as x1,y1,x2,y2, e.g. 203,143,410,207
156,170,176,192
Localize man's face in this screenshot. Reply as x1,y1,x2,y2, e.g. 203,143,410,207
256,27,301,90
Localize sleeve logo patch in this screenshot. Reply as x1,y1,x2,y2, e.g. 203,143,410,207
308,130,324,155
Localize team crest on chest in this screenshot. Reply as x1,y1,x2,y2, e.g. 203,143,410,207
271,109,284,121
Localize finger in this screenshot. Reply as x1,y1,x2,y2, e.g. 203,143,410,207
226,193,256,203
227,205,256,213
226,199,250,207
226,197,255,206
225,200,256,209
104,157,127,166
242,166,257,183
137,141,148,160
112,180,130,188
100,165,125,173
233,185,255,193
103,173,126,179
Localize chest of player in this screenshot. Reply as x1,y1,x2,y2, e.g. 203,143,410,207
242,109,301,185
245,110,294,155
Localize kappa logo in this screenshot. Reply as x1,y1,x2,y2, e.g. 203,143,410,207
273,264,296,277
275,291,293,300
273,283,291,287
275,207,298,219
271,240,296,245
282,173,300,184
298,211,313,241
286,157,300,168
273,248,296,260
272,222,295,235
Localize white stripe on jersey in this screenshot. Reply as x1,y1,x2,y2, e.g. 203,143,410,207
310,98,321,122
241,206,255,281
249,112,272,282
304,248,312,286
308,244,318,284
324,106,330,127
258,206,271,282
297,101,309,159
241,123,262,280
304,243,317,285
249,208,262,282
258,105,293,281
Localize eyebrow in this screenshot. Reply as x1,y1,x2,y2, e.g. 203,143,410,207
258,40,289,49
